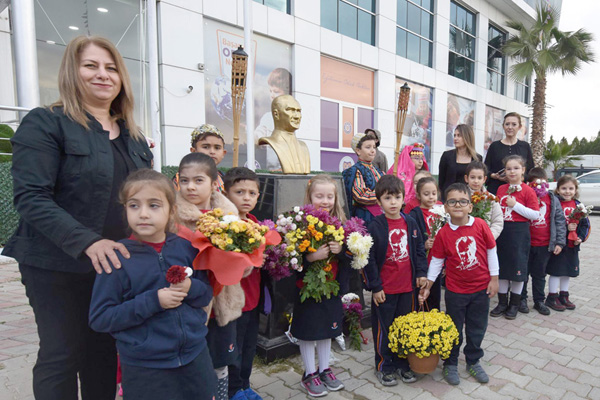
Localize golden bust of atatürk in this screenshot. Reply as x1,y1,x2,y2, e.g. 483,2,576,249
258,95,311,174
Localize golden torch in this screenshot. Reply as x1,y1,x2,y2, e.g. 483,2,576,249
231,45,248,167
393,83,411,176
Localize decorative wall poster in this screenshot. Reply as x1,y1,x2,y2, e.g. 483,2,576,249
203,19,292,168
446,94,475,149
394,79,433,165
484,106,505,158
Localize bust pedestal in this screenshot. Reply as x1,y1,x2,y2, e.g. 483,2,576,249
253,173,371,361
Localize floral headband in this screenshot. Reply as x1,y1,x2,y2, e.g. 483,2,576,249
191,124,224,146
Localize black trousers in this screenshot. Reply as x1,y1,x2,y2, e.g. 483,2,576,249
228,307,259,397
371,292,412,374
121,346,217,400
19,264,117,400
522,246,551,303
444,289,489,367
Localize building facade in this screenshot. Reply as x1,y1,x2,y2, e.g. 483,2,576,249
1,0,563,174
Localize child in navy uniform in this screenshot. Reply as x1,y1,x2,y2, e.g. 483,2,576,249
520,168,566,315
224,167,264,400
420,183,499,386
292,175,349,398
491,155,539,320
545,175,591,311
89,169,216,400
363,175,428,387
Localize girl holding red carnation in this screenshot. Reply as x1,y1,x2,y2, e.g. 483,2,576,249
89,169,216,400
545,175,591,311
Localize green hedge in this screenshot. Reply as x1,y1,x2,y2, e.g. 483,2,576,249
0,162,18,246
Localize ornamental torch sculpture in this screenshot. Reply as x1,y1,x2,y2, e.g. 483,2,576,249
393,82,411,176
231,45,248,167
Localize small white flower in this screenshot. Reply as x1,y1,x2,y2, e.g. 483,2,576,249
341,293,360,304
295,215,302,221
185,267,193,277
293,206,300,213
290,257,298,265
291,223,297,230
222,214,240,223
536,179,542,184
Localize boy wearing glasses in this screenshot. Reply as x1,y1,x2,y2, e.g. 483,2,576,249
419,183,499,386
363,175,428,387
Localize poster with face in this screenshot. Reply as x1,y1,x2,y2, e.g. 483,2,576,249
446,94,475,149
484,106,505,158
394,79,433,165
517,116,529,142
203,19,292,168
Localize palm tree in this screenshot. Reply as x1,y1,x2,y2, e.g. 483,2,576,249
543,141,582,180
502,5,595,167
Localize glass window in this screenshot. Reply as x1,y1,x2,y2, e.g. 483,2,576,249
396,0,434,67
33,0,149,131
254,0,290,13
321,0,338,31
321,0,375,45
448,2,475,83
487,24,506,94
579,173,600,184
321,100,340,149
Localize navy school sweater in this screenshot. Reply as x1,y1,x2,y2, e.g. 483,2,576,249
89,233,212,369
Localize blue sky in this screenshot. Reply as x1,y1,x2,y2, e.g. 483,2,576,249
545,0,600,142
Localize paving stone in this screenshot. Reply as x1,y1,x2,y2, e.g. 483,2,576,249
520,364,557,385
492,366,532,388
469,385,514,400
543,360,581,381
490,353,528,372
546,329,576,343
353,382,393,400
549,375,591,398
525,378,566,400
497,382,538,400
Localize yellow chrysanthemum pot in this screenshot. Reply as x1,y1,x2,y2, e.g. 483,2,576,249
407,353,439,374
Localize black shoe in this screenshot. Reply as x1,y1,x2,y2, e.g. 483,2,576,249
490,293,508,317
518,298,529,313
534,301,551,315
505,292,521,320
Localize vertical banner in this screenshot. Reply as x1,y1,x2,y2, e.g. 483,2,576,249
394,79,433,165
484,106,505,158
446,94,475,149
203,19,292,168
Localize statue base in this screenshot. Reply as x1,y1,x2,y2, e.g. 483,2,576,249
253,173,371,362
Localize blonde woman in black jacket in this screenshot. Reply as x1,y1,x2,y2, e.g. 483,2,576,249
3,36,152,400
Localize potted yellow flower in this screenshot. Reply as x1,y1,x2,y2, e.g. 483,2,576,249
388,309,459,374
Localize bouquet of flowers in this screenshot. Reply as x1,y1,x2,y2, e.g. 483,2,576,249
528,179,549,198
260,220,300,281
428,204,448,238
507,184,522,195
567,203,593,242
343,217,373,270
388,310,459,360
342,293,366,351
277,205,345,302
470,191,499,223
181,208,281,289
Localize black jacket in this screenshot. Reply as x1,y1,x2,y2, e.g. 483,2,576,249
363,213,428,293
484,140,533,194
90,234,212,368
3,107,152,273
438,149,482,200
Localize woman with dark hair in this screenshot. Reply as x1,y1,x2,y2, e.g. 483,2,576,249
438,124,482,200
484,112,534,194
2,36,152,399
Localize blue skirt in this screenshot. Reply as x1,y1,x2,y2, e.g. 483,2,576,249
290,288,343,341
546,245,580,277
496,221,530,282
206,318,237,369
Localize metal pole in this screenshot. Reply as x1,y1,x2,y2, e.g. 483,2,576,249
147,0,162,172
11,0,40,119
243,0,255,170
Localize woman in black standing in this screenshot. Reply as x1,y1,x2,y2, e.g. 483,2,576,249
484,112,534,194
438,124,482,200
3,36,152,400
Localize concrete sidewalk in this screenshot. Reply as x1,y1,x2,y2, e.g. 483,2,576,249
1,216,599,399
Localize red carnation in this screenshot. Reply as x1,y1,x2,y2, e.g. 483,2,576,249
166,265,188,284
